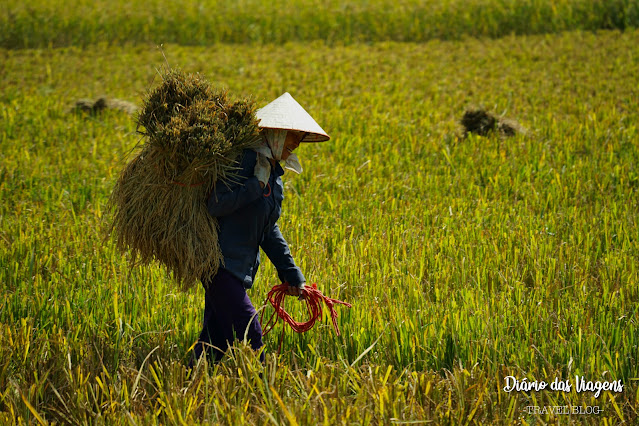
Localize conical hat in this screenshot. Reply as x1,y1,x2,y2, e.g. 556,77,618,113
256,92,330,142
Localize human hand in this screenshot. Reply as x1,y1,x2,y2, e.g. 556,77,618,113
287,282,306,300
254,153,270,188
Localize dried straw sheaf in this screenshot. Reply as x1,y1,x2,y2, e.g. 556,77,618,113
461,108,523,137
108,69,262,290
73,97,139,115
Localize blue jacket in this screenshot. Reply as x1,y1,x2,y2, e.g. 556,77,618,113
207,149,305,289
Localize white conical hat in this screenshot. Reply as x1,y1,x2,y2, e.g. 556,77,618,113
256,92,330,142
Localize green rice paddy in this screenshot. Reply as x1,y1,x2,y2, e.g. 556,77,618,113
1,1,638,423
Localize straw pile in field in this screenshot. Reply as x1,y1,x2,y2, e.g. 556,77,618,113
461,108,523,137
108,69,262,290
73,97,139,115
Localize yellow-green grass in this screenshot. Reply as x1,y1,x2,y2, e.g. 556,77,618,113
1,30,638,423
1,0,639,48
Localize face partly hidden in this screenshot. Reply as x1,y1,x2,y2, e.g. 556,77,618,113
281,131,303,161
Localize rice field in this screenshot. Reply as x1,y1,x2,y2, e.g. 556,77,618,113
1,0,638,48
1,1,638,424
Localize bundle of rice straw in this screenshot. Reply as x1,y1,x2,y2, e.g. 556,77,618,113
108,69,262,290
461,108,523,137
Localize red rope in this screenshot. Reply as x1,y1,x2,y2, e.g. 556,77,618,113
263,182,272,197
260,283,352,337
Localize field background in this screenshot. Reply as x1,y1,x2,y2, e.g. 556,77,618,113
1,1,638,424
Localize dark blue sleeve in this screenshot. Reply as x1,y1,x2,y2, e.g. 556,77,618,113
207,150,263,217
261,223,306,287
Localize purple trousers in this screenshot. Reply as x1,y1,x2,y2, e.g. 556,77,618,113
193,268,264,363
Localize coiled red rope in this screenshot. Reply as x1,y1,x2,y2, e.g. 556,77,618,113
260,283,352,337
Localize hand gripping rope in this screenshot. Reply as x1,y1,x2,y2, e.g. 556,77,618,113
260,283,352,337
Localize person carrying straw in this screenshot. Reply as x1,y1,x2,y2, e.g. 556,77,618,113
192,93,330,364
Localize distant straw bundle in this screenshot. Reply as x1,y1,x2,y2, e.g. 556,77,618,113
72,97,138,115
108,69,262,290
461,108,523,137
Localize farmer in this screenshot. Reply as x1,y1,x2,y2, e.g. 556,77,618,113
192,93,330,363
